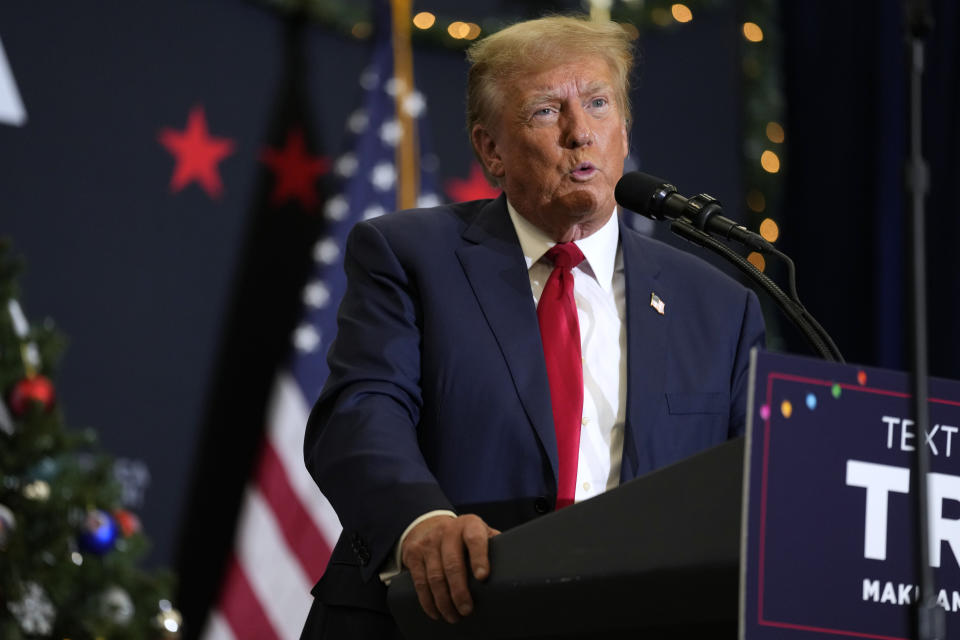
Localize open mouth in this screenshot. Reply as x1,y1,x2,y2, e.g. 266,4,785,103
570,162,597,180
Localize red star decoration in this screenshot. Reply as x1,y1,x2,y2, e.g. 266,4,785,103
260,128,331,211
158,105,236,199
445,162,501,203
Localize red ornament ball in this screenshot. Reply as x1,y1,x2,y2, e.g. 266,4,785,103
113,509,141,537
8,375,56,415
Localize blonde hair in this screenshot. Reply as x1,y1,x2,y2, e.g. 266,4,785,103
466,15,636,141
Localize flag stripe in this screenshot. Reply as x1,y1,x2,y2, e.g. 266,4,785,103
219,554,280,640
201,611,236,640
236,489,313,640
256,439,332,583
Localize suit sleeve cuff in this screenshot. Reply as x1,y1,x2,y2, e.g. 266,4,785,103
378,509,458,585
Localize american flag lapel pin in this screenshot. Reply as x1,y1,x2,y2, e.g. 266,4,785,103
650,292,665,315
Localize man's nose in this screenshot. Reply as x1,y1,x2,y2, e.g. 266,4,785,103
561,107,593,148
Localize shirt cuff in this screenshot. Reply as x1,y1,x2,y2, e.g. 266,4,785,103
378,509,458,585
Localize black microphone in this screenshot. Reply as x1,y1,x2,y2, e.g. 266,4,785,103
615,171,774,253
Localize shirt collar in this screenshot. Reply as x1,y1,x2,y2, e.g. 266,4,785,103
506,199,621,292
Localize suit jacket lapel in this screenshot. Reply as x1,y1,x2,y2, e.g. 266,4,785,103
619,216,667,481
456,196,559,487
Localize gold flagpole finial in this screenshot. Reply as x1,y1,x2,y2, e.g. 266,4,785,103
589,0,613,22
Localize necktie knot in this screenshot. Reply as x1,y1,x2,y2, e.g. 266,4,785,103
546,243,585,272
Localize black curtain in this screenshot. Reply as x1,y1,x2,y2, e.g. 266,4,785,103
779,0,960,380
174,14,327,636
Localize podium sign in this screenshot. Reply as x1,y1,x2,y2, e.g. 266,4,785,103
742,351,960,639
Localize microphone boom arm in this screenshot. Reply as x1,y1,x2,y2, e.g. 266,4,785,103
765,244,845,362
668,218,844,363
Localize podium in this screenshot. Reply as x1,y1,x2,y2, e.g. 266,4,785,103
387,437,745,639
389,351,960,639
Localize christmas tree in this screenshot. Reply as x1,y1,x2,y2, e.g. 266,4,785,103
0,241,180,639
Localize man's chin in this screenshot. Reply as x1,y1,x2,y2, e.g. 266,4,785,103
509,185,614,238
550,190,607,220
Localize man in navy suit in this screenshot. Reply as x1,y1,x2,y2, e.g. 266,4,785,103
302,14,765,638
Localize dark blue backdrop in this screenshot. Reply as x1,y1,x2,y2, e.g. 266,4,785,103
779,0,960,379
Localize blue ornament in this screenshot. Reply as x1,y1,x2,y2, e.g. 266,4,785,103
77,509,118,554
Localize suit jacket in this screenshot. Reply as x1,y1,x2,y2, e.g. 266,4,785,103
303,195,765,620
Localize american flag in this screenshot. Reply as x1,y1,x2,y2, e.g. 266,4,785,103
202,3,440,638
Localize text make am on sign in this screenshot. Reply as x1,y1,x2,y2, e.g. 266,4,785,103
742,350,960,640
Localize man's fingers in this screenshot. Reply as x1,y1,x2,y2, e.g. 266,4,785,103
409,561,441,621
402,515,455,622
462,517,492,581
425,546,460,623
440,526,473,616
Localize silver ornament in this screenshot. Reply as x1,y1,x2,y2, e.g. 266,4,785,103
100,586,135,625
7,581,55,636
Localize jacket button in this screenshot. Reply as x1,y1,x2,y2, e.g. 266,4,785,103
534,497,551,514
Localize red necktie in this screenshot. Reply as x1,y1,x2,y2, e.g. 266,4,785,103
537,243,585,510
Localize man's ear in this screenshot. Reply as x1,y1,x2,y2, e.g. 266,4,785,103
471,124,505,178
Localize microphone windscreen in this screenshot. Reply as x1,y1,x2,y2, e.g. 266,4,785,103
614,171,671,218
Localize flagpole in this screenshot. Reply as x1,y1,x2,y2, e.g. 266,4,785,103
391,0,419,209
588,0,612,23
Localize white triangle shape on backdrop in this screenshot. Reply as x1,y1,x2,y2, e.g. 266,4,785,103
0,36,27,127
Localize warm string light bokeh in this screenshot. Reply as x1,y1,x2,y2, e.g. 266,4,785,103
743,21,764,42
412,11,482,40
671,4,693,23
289,2,722,50
649,3,694,26
404,3,700,44
412,11,436,29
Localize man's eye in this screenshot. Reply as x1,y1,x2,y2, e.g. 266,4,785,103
590,98,608,108
534,107,555,117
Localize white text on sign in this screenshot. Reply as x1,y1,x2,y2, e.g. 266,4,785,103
845,459,960,567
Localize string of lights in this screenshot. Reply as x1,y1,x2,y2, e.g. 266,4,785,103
737,0,786,350
740,0,784,275
251,0,721,46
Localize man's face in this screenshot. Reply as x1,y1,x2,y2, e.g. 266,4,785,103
473,56,629,239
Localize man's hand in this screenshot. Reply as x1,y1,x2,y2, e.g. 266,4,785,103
400,513,499,623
